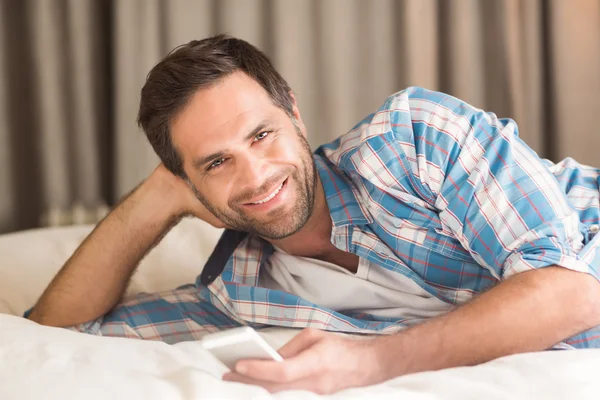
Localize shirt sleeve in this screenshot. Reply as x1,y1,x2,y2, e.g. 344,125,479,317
380,87,597,282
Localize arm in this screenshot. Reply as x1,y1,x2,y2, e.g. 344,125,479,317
28,165,222,327
376,265,600,379
223,265,600,394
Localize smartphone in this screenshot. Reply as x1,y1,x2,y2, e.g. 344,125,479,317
201,326,283,370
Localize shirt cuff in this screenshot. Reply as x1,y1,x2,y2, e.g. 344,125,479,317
65,316,105,335
503,247,599,282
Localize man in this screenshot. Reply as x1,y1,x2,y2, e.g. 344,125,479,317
27,35,600,394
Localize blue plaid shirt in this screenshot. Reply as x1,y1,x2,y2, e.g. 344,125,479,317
64,87,600,348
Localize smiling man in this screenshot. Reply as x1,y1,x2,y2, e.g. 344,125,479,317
28,35,600,394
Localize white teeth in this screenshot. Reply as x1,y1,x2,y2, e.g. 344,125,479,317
251,181,284,204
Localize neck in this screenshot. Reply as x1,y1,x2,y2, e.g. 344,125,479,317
267,176,333,257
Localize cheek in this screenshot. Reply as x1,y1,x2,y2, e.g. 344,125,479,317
192,177,233,208
269,135,305,162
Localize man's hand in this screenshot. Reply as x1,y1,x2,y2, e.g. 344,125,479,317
151,164,225,228
223,328,384,394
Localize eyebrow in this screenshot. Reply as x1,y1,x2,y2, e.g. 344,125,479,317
192,120,271,170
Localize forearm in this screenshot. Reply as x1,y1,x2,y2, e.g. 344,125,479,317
376,266,600,379
28,177,182,327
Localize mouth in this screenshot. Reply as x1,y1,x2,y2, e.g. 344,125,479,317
243,178,289,209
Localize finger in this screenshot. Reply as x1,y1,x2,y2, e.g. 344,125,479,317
222,372,280,391
223,372,335,394
233,328,324,381
236,340,324,383
277,328,324,358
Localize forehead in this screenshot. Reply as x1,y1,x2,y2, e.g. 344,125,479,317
170,71,278,160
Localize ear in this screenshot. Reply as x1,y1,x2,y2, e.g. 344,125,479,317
289,91,307,138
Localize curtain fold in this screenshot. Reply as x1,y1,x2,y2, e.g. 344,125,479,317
1,0,599,233
548,0,600,163
0,0,14,231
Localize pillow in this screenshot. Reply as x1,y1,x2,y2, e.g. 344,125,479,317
0,218,222,315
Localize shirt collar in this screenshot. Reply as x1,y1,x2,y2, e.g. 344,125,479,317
199,153,373,287
314,154,373,228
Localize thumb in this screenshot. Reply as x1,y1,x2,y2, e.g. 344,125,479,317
278,328,325,358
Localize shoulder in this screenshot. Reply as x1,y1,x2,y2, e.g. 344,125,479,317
315,87,481,170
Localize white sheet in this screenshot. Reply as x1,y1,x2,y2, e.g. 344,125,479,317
1,221,600,399
2,313,600,399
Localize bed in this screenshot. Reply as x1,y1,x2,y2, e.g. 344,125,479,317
1,219,599,399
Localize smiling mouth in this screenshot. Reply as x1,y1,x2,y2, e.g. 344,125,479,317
245,178,287,205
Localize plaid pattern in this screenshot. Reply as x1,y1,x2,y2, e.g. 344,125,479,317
70,87,600,348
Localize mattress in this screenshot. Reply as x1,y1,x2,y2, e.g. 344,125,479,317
1,220,598,399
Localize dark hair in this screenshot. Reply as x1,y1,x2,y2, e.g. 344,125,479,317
137,34,293,178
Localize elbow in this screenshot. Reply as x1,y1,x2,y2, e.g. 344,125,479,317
27,306,101,329
572,272,600,329
585,279,600,327
27,307,70,327
26,307,40,323
526,267,600,330
26,308,50,326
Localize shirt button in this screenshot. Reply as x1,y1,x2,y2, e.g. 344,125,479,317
589,225,600,234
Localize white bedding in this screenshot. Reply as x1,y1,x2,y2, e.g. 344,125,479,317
1,221,599,399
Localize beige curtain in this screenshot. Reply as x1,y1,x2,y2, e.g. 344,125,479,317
1,0,599,233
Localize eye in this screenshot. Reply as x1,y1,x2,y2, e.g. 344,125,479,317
208,157,226,170
254,131,269,142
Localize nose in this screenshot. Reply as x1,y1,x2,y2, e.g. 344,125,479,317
235,152,270,195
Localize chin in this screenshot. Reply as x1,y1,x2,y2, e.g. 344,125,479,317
266,213,310,239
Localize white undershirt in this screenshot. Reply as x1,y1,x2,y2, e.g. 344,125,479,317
258,246,454,321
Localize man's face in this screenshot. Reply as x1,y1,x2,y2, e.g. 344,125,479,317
171,72,317,239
